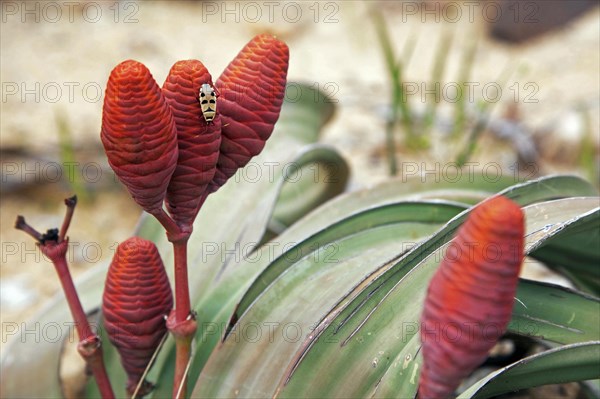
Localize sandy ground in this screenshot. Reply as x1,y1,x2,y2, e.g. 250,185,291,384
1,0,599,356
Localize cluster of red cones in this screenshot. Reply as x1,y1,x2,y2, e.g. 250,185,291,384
100,34,289,396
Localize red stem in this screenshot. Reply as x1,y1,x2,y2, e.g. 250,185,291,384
16,201,114,398
153,206,196,398
173,239,191,321
151,208,183,238
148,208,192,320
168,236,197,399
15,216,42,241
172,330,193,399
59,195,77,242
54,256,91,338
53,253,115,399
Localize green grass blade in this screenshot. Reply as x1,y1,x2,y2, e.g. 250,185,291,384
55,109,89,201
371,9,397,86
456,63,514,166
401,34,418,68
371,9,400,175
578,105,599,187
453,33,479,139
372,9,421,169
423,28,454,135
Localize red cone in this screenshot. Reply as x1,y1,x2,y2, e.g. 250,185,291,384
102,237,173,395
419,196,525,399
101,60,178,214
211,34,289,192
162,60,221,226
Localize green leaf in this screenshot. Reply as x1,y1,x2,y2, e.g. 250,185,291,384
509,279,600,345
189,177,597,398
267,150,349,236
530,208,600,296
458,342,600,399
193,222,441,398
228,201,468,340
355,198,600,399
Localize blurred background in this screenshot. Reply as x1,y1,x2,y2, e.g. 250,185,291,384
1,0,599,353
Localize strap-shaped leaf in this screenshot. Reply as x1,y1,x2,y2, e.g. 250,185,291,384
226,201,468,340
530,208,600,296
188,178,596,398
458,341,600,399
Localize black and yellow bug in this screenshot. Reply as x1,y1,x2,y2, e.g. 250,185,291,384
199,83,217,123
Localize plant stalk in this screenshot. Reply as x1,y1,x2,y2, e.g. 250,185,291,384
173,238,192,322
15,199,114,398
152,208,184,237
59,195,77,242
150,207,197,398
167,234,197,399
173,329,194,399
53,254,114,399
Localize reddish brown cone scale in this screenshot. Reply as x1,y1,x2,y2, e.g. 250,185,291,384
162,60,222,226
211,34,289,192
419,196,525,399
101,60,178,214
102,237,173,395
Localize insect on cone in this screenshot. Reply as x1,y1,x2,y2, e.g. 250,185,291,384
101,60,178,215
210,33,289,192
162,60,222,227
419,195,525,399
102,237,173,396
